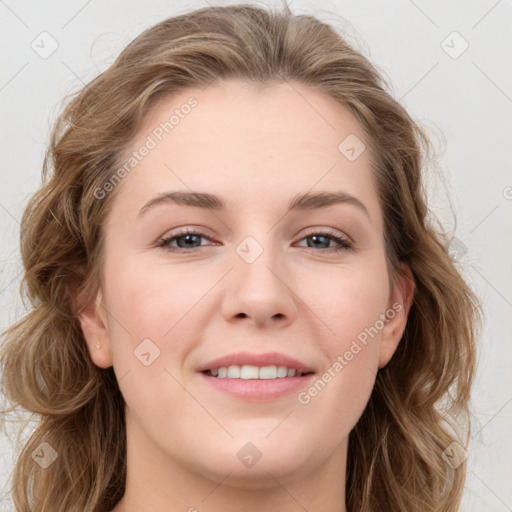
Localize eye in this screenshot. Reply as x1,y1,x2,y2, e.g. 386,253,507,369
295,229,353,253
156,229,215,252
156,228,353,253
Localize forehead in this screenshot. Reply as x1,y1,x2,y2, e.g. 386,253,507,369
135,79,368,157
110,79,380,223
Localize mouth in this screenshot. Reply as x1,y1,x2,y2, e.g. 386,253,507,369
196,352,316,400
202,365,314,379
196,350,315,376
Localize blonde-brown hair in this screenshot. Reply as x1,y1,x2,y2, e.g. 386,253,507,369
0,3,481,511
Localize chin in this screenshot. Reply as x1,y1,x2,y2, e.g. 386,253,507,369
195,440,311,486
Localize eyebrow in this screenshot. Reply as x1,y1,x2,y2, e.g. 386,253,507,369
138,190,370,219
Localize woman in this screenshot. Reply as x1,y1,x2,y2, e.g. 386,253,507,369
0,3,481,511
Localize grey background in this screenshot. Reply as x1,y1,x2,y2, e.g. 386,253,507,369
1,0,511,510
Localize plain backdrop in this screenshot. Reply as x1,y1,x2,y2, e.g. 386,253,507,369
1,0,511,510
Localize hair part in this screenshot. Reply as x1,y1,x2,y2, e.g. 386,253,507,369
1,3,481,511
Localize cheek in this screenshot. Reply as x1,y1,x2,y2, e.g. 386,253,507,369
101,260,199,430
105,258,202,337
314,262,390,344
306,258,390,395
292,269,389,445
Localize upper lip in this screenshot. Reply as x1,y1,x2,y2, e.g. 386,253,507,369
197,351,315,374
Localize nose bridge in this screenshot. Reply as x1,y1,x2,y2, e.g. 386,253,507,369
235,232,286,295
221,231,297,326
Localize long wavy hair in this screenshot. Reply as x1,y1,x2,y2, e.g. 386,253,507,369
0,3,481,511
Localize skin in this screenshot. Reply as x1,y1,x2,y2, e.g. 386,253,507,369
78,79,414,512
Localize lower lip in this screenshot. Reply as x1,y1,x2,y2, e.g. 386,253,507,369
198,372,315,400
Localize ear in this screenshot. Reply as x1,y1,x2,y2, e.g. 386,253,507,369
70,280,113,369
378,263,415,369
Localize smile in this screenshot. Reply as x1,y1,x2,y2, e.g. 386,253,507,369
204,365,312,379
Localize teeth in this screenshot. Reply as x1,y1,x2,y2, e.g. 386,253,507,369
259,366,277,379
227,365,241,378
207,365,307,379
241,365,259,379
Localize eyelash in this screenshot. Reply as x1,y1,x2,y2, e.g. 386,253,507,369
156,228,353,254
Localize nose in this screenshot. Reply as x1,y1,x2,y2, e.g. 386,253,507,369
221,240,298,329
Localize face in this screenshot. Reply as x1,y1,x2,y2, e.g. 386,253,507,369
79,79,413,492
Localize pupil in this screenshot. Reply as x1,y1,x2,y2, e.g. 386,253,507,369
309,235,328,249
178,234,200,248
